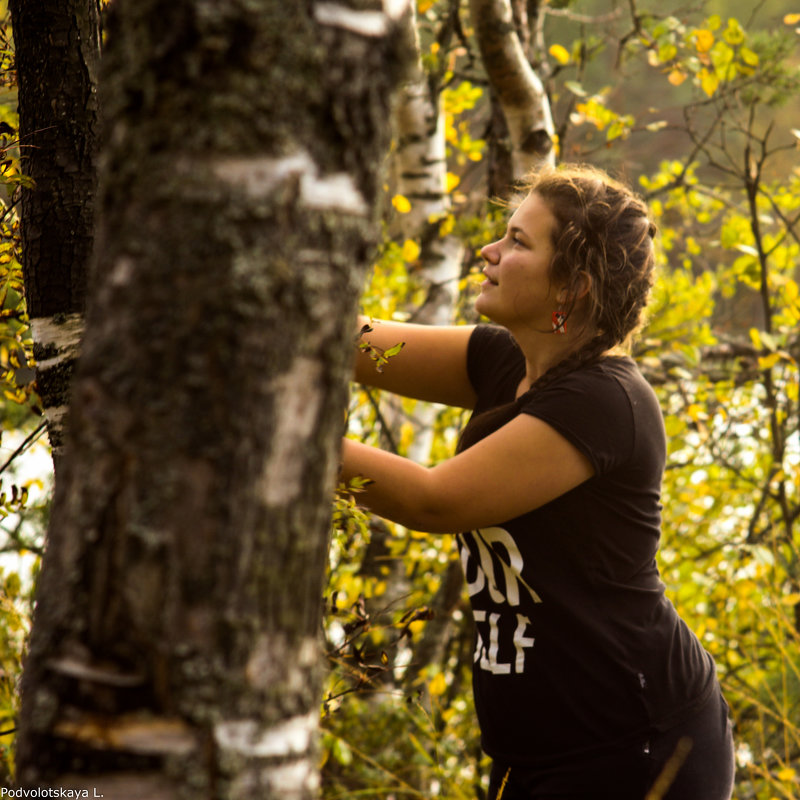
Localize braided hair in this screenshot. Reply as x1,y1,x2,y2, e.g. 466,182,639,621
458,163,657,452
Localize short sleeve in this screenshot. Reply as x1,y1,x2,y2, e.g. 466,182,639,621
520,364,636,476
466,325,525,410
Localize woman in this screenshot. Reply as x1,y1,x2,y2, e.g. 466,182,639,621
341,164,734,799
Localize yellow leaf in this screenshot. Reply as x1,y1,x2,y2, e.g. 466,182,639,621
445,171,460,193
549,44,570,65
401,239,420,262
687,404,707,422
777,767,796,782
429,672,447,696
438,213,455,236
700,68,719,97
723,19,745,45
392,194,411,213
758,353,781,370
740,46,759,66
693,29,715,53
668,69,688,86
694,622,706,640
784,13,800,25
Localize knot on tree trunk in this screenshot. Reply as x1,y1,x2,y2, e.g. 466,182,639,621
520,128,553,157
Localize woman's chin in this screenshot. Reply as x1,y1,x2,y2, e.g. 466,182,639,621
474,294,499,322
474,292,491,316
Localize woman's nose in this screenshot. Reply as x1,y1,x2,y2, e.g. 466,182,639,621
481,240,500,263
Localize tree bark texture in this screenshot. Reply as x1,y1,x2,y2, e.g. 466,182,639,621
16,2,405,797
9,0,101,460
469,0,554,178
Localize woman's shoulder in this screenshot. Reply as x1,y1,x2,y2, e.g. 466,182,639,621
465,325,526,413
522,357,664,474
550,355,653,399
524,356,662,434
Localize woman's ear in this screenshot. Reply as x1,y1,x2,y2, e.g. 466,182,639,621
575,270,593,300
558,271,592,304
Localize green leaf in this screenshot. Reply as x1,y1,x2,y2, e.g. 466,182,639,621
382,342,405,359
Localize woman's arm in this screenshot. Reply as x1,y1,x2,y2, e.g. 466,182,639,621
340,413,594,533
354,315,477,409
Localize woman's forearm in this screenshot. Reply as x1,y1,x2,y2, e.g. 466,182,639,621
340,438,448,533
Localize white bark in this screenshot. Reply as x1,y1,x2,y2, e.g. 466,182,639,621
30,312,85,460
469,0,555,177
314,0,410,37
392,3,464,319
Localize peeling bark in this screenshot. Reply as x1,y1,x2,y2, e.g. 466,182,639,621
16,2,404,797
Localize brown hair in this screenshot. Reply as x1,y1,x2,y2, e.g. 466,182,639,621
459,163,657,451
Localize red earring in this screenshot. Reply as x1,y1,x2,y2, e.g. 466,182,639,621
552,309,567,334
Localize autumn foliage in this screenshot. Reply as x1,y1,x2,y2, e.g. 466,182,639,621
1,1,799,797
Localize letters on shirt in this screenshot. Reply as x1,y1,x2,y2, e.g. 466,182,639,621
459,527,541,675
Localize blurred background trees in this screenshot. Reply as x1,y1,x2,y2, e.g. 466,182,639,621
1,0,798,797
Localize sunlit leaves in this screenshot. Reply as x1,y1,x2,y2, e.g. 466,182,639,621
692,28,714,54
722,18,745,47
392,194,412,214
548,43,570,65
442,81,482,116
400,239,420,263
630,127,800,794
699,68,719,97
443,82,485,164
571,93,634,141
642,14,763,97
667,68,687,86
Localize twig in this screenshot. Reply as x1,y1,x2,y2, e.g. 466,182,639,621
0,421,48,476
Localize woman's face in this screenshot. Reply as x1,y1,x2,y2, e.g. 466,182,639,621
475,192,560,331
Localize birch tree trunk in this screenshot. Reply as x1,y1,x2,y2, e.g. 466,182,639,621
387,5,467,688
392,5,463,326
389,2,464,457
8,0,101,466
15,2,405,797
352,2,466,695
469,0,555,178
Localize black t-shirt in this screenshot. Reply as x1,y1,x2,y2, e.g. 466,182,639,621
458,324,716,765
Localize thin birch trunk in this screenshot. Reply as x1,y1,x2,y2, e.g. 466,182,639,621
469,0,555,178
358,3,466,695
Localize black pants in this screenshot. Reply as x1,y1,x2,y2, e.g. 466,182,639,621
487,688,735,800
